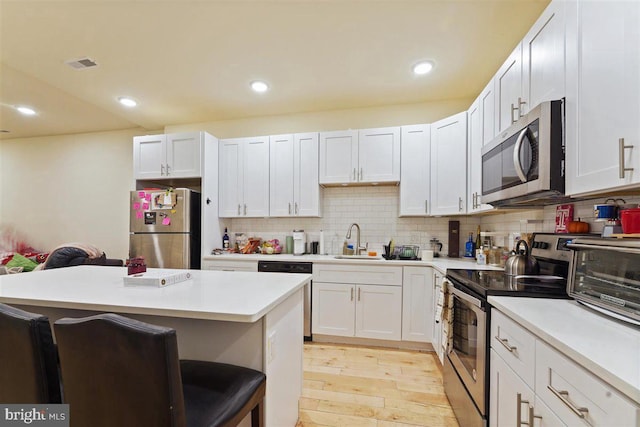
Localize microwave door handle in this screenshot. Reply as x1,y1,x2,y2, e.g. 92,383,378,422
513,128,529,183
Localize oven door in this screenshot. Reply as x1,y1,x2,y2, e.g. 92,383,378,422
448,286,487,415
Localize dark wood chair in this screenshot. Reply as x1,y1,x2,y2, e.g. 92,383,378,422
0,303,61,403
54,313,265,427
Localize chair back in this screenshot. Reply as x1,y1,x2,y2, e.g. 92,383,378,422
0,303,61,403
54,313,186,427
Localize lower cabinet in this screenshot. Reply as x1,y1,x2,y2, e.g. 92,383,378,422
401,266,434,342
312,264,403,341
490,308,639,427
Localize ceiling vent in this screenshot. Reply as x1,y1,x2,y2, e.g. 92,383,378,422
65,57,98,70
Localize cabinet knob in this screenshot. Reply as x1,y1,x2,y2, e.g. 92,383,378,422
206,198,212,205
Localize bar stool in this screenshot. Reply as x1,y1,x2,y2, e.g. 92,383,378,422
0,303,61,403
54,313,266,427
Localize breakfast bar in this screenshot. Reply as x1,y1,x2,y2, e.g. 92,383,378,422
0,265,311,427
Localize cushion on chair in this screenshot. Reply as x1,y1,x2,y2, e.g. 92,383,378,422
180,360,266,427
0,303,61,403
54,313,186,427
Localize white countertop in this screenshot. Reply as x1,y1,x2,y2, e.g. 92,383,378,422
0,266,311,323
488,296,640,404
203,253,503,274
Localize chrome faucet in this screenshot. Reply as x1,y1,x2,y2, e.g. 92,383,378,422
345,223,367,255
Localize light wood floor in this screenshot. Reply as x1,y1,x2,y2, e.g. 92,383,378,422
297,343,460,427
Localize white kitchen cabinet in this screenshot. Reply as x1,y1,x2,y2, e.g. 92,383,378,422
218,136,269,218
494,0,566,135
401,266,433,343
430,111,468,216
200,259,258,272
491,308,640,427
269,133,320,217
399,124,431,216
312,264,403,341
319,127,400,185
133,132,203,179
565,0,640,195
467,91,493,214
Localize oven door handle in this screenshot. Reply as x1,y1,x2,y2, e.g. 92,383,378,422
513,128,529,183
567,242,640,254
450,285,483,308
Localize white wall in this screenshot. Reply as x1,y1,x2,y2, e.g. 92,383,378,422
0,129,141,259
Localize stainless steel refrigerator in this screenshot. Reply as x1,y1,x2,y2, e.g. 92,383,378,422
129,188,201,269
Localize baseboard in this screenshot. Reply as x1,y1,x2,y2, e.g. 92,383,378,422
311,334,434,352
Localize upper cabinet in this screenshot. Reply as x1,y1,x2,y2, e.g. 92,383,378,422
319,127,400,185
219,136,270,218
467,84,494,214
565,0,640,195
399,124,431,216
133,132,204,179
494,0,566,134
430,112,468,216
269,133,320,217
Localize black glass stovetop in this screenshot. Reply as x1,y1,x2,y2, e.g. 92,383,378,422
446,268,569,300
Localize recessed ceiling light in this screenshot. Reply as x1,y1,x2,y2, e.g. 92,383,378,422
413,61,434,75
251,81,269,93
118,97,137,107
16,106,36,116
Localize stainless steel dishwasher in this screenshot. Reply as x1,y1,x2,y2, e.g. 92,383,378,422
258,260,312,340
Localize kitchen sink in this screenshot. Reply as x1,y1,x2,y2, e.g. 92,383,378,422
334,255,383,260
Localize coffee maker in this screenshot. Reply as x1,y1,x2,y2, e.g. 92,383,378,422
293,230,306,255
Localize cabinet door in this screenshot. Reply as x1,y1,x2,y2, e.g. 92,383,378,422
430,111,468,216
294,132,320,216
133,134,166,179
312,282,355,337
355,284,402,341
166,132,202,178
481,80,496,147
219,138,244,217
269,134,295,217
522,0,566,112
243,136,270,217
495,44,523,134
468,84,495,213
319,130,358,184
399,124,430,216
401,267,433,342
533,397,567,427
565,0,640,195
358,127,400,183
490,350,536,427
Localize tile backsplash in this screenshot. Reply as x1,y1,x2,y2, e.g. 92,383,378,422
227,186,640,256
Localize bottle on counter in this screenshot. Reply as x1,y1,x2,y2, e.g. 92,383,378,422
223,228,230,250
465,232,476,258
474,225,482,258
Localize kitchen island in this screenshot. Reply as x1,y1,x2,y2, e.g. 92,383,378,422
0,265,310,427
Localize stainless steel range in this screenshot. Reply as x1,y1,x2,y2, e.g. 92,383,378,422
443,233,587,427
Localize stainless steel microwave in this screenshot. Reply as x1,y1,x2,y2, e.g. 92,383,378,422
481,99,566,207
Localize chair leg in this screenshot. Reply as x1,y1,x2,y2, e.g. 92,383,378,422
251,399,264,427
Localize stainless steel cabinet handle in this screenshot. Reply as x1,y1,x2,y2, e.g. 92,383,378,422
516,393,530,427
166,164,170,175
244,204,247,216
358,287,361,301
295,203,299,215
425,200,428,214
288,202,292,215
473,192,478,209
511,103,519,124
160,164,165,176
619,138,634,179
458,197,463,211
495,335,517,352
528,406,542,426
518,97,526,117
237,204,241,215
350,287,354,301
353,168,357,181
547,385,589,419
360,168,363,181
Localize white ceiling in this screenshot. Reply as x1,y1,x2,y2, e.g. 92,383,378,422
0,0,550,140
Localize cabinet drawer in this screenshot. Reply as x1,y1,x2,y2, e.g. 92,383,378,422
536,340,639,427
313,264,402,286
201,260,258,272
491,309,536,388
